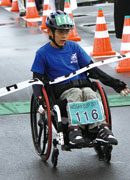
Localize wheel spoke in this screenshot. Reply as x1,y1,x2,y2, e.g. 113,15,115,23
38,127,43,145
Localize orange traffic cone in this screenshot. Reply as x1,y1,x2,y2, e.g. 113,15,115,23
24,0,40,19
10,0,19,12
26,21,38,27
116,16,130,72
64,0,81,42
90,8,116,57
40,0,52,30
0,0,11,6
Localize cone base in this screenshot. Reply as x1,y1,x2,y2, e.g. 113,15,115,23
0,2,11,6
68,36,81,42
40,25,47,30
41,29,48,34
24,15,41,19
116,66,130,72
26,21,38,27
10,9,19,12
90,51,116,57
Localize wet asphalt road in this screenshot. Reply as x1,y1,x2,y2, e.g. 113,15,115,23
0,2,130,180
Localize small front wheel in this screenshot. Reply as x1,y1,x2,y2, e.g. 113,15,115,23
51,148,59,168
104,144,113,162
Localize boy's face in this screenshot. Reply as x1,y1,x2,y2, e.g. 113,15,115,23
49,29,70,48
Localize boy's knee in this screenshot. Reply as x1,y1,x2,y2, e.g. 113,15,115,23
82,87,97,100
72,88,82,94
68,88,82,102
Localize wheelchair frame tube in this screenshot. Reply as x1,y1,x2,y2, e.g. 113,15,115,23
53,105,65,146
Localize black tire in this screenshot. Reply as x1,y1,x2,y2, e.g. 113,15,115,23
103,144,113,162
95,82,112,129
30,88,52,161
93,82,112,159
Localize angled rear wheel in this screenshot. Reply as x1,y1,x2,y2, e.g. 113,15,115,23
95,82,111,128
93,82,112,161
30,88,52,161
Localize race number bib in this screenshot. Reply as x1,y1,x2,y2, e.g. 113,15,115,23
55,15,74,26
68,99,104,125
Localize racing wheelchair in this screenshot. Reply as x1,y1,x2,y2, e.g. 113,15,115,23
30,79,112,168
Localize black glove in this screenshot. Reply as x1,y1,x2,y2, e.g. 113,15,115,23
112,80,127,93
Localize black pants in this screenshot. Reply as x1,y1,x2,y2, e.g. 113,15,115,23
35,0,44,10
55,0,65,11
114,0,130,38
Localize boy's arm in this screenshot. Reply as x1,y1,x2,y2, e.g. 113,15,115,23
32,72,68,116
33,72,44,98
86,61,129,95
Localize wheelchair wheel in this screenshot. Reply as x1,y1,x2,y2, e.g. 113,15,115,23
94,82,112,162
30,88,52,161
95,82,112,129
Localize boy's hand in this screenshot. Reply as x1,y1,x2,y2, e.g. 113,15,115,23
113,80,130,96
120,85,130,96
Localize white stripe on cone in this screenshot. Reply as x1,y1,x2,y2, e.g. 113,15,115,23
64,8,72,14
27,2,36,7
95,30,109,38
123,26,130,34
96,17,106,24
42,9,51,16
121,43,130,51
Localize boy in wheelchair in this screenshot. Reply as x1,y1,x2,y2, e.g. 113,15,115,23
31,10,130,148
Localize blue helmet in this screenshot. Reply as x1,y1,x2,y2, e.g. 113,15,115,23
46,10,74,29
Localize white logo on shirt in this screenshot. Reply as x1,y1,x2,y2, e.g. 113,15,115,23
71,53,78,63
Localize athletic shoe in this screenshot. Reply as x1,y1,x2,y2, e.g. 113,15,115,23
69,128,85,146
96,124,118,145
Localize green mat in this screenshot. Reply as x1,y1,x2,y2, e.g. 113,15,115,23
0,94,130,115
0,101,30,115
107,94,130,107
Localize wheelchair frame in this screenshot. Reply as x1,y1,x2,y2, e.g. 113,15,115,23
30,81,112,167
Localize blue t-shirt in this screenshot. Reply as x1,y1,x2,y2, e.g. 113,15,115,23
31,41,91,85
